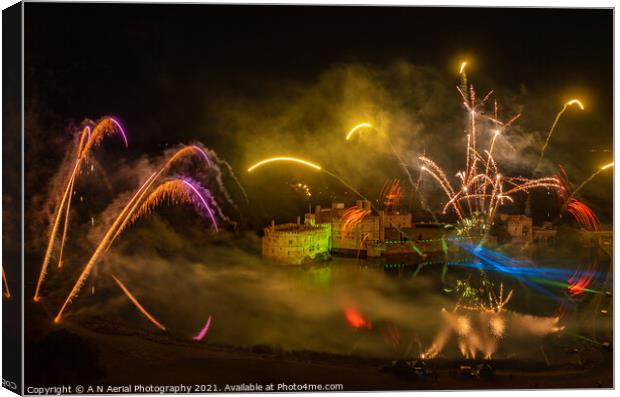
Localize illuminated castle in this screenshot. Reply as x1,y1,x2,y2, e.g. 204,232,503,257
262,216,331,265
262,200,460,263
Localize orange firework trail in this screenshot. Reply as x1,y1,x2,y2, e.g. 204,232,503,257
54,146,215,323
126,179,218,232
110,274,166,331
567,199,600,231
55,178,218,323
379,179,403,211
108,145,214,246
2,267,10,299
340,206,371,235
555,165,600,231
35,117,128,302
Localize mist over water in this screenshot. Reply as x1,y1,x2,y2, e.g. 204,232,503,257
37,216,594,362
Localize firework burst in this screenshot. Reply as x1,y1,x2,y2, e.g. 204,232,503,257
35,117,128,302
419,85,561,236
54,145,217,323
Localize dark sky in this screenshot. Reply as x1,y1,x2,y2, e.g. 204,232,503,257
25,4,612,137
24,4,613,222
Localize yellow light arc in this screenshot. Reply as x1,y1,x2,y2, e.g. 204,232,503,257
345,123,373,141
247,157,322,172
566,99,585,110
459,61,467,75
601,162,614,170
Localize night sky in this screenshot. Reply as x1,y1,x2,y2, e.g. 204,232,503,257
24,4,613,222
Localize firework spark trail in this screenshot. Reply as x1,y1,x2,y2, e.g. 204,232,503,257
57,169,78,269
127,179,219,230
35,119,127,302
57,121,126,268
107,172,159,246
193,316,213,341
567,199,600,231
345,123,373,141
340,206,371,235
247,157,321,172
570,162,613,198
81,117,129,155
343,122,425,214
35,161,81,299
419,157,456,197
54,147,214,322
555,164,603,234
421,84,564,239
535,99,584,172
206,149,249,203
108,145,213,247
247,155,372,206
54,177,218,323
385,138,417,194
2,267,10,299
379,179,403,211
110,274,166,331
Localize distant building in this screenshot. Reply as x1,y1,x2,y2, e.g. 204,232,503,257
385,212,412,229
262,216,331,265
495,214,533,244
262,201,549,263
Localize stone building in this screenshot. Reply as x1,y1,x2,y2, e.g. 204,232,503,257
262,217,331,265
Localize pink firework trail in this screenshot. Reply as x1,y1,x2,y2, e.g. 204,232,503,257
193,316,213,341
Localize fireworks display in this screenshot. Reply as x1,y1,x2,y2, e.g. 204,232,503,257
15,4,613,392
34,67,610,364
418,85,562,236
52,142,221,323
34,117,128,302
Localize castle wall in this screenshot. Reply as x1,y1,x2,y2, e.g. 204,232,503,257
262,223,331,265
